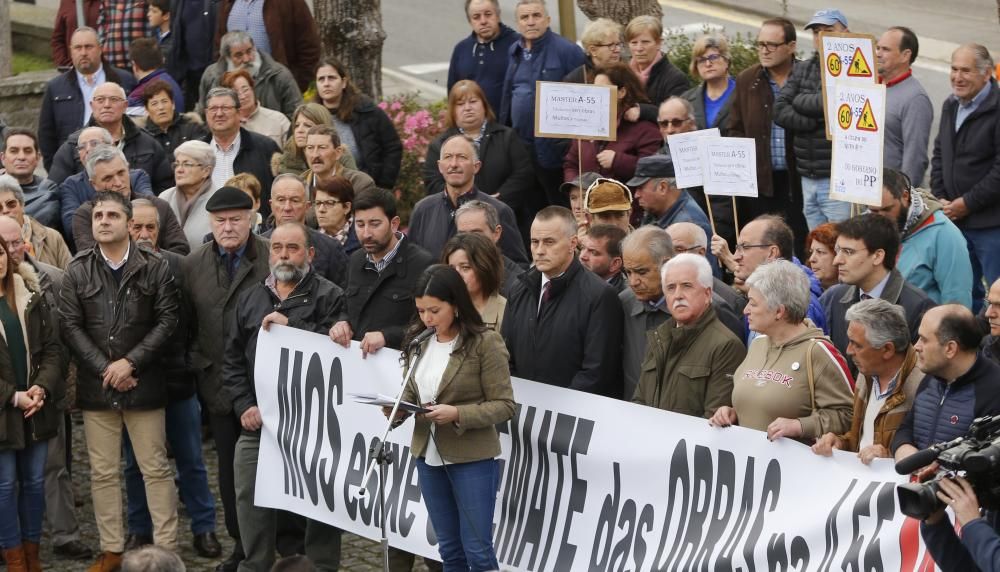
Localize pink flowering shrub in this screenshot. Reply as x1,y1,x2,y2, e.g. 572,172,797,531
379,94,448,226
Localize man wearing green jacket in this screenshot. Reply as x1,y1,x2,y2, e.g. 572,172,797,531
633,253,746,417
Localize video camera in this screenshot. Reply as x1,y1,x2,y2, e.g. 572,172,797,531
895,415,1000,520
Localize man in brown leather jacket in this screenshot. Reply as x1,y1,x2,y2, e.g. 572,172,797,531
59,190,179,571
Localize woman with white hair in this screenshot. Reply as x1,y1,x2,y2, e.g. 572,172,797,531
710,259,854,443
159,140,217,251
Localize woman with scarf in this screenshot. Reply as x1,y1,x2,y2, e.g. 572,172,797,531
159,141,217,251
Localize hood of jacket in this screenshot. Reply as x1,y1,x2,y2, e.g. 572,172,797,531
902,188,945,240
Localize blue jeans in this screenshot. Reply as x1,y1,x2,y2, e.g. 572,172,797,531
962,226,1000,313
801,176,852,230
0,440,49,548
416,458,500,572
123,396,216,536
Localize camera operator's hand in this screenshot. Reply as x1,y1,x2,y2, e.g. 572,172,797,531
936,476,983,527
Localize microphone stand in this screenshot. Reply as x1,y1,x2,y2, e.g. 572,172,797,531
358,340,426,572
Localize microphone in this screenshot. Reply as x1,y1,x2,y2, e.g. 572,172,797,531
894,446,943,475
408,327,436,348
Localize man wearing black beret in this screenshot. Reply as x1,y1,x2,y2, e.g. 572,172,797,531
180,186,270,571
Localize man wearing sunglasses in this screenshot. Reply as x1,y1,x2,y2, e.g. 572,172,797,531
727,17,809,258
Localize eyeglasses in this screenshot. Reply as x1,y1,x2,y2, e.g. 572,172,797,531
314,199,343,209
672,244,701,253
92,96,125,105
657,118,690,128
734,243,774,252
171,161,202,170
206,105,237,114
696,53,725,64
756,41,789,52
594,41,624,50
78,139,106,150
834,246,869,257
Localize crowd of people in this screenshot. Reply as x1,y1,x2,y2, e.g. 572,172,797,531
1,0,1000,570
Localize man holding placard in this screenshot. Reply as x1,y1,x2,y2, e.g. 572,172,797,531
775,10,851,230
499,0,584,208
930,43,1000,313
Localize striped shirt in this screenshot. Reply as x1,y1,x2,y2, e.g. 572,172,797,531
365,232,405,274
226,0,272,54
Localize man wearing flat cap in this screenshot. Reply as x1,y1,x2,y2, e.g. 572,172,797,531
629,155,712,237
584,178,633,233
630,155,722,275
774,8,852,230
180,186,270,570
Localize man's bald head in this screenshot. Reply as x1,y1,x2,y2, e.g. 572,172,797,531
666,222,708,256
0,216,26,266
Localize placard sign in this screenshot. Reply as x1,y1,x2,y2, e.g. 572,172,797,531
534,81,617,140
666,128,720,188
699,137,758,197
820,32,878,140
831,83,886,207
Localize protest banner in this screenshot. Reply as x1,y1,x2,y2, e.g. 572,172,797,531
251,325,941,571
831,83,886,207
820,32,878,140
666,128,720,189
534,81,617,140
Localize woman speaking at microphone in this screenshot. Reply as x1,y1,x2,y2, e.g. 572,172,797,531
392,264,515,571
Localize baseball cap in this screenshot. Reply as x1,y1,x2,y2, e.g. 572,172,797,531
626,154,676,187
559,171,601,195
585,178,632,214
805,9,848,30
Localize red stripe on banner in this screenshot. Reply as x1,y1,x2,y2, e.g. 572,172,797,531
898,517,921,571
898,516,937,572
816,339,857,391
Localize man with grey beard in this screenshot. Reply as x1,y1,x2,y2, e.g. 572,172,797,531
197,31,303,116
223,221,345,571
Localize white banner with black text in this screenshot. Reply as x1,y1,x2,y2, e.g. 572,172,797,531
253,325,939,571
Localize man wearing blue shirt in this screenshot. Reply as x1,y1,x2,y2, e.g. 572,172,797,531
931,43,1000,313
499,0,584,208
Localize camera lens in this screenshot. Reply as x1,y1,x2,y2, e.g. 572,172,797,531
897,480,944,520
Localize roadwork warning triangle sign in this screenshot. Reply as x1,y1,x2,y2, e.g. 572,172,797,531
856,99,878,131
847,47,872,77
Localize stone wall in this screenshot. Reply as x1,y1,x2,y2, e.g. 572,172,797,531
0,70,57,129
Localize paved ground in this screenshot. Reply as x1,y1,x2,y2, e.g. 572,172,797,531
38,412,435,571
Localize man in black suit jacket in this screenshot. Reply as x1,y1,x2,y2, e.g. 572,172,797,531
821,214,936,374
